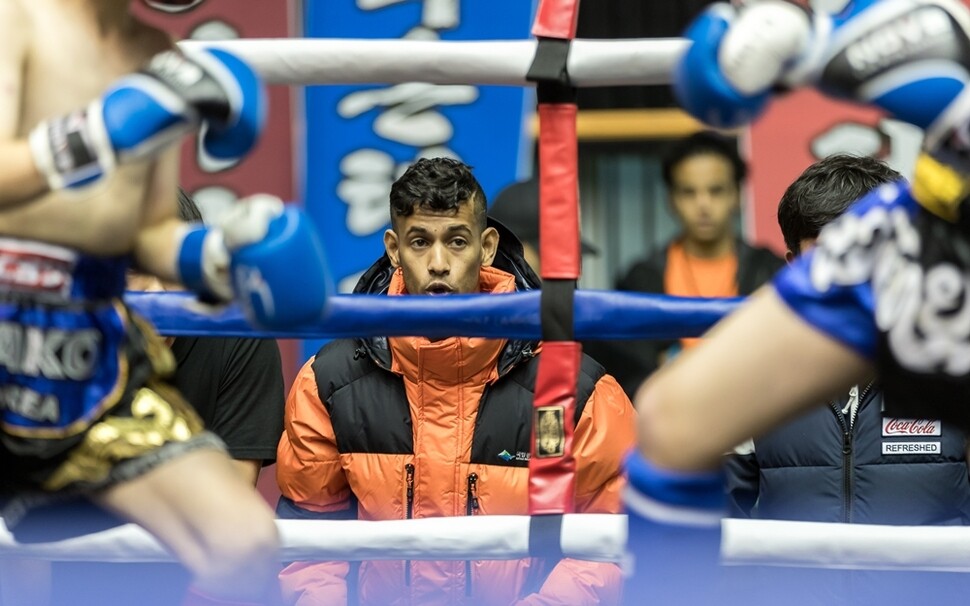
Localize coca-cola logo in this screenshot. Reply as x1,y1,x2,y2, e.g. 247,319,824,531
882,418,941,436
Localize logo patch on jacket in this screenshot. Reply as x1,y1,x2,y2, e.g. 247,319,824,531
497,449,530,462
882,418,941,436
882,418,942,455
535,406,565,458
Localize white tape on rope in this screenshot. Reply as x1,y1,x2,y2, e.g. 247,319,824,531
178,38,688,87
0,514,625,563
722,518,970,572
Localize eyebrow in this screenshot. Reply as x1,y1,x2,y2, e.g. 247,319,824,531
405,224,473,237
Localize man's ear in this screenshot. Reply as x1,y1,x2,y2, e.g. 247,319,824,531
480,226,499,267
785,250,795,264
384,229,401,268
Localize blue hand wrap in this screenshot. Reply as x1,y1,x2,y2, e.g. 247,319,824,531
623,450,725,605
177,225,218,301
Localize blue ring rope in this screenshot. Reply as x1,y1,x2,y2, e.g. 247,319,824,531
126,290,743,340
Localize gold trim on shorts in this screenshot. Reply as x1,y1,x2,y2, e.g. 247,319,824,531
43,381,205,491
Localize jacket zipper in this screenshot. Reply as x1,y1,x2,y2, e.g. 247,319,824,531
843,382,873,523
405,464,415,586
834,383,873,524
831,393,853,524
465,473,480,597
855,382,873,429
841,428,852,523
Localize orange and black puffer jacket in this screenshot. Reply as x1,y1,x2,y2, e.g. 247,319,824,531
276,235,635,606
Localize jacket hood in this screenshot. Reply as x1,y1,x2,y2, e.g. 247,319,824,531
352,217,540,375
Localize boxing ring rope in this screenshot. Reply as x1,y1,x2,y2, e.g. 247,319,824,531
124,291,742,340
6,515,970,573
179,38,688,87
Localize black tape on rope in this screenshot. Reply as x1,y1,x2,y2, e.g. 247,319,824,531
527,37,571,85
541,279,575,342
528,514,565,560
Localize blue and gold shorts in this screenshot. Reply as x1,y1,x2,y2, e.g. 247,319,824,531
0,298,222,497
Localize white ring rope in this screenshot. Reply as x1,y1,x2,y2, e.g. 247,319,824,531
722,519,970,573
179,38,687,87
5,514,970,573
0,515,624,563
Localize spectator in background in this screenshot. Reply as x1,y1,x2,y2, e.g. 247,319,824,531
488,177,600,274
276,158,634,605
602,131,783,397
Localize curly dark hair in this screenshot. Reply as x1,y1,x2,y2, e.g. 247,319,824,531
389,157,487,230
778,154,903,254
661,131,747,190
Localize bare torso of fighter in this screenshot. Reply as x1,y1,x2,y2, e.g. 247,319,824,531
0,0,173,256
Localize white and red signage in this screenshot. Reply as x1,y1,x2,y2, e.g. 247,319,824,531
882,418,942,437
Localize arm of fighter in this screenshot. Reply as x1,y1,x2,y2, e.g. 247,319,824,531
27,45,264,193
136,189,332,330
623,287,872,602
134,129,331,331
636,287,871,472
0,1,47,206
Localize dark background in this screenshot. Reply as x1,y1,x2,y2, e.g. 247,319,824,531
577,0,716,109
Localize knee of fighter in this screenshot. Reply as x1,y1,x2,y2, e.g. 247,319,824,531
197,512,280,579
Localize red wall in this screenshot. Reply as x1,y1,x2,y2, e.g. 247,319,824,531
745,89,897,255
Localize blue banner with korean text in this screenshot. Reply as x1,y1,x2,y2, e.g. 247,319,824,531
302,0,534,358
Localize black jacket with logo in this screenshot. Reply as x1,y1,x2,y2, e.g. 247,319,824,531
726,384,970,524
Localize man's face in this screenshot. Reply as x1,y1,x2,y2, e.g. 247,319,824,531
669,154,741,246
384,201,498,295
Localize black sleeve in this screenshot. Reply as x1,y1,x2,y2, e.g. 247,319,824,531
212,338,286,465
737,246,786,295
617,260,661,293
582,256,667,398
724,450,760,518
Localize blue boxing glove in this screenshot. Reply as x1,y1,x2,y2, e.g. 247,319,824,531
29,47,265,191
622,450,725,606
177,195,332,330
674,1,813,128
189,47,266,170
678,0,970,160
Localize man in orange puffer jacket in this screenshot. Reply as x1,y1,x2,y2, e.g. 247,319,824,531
276,157,635,605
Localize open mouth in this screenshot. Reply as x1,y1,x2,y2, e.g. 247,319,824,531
425,283,454,295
